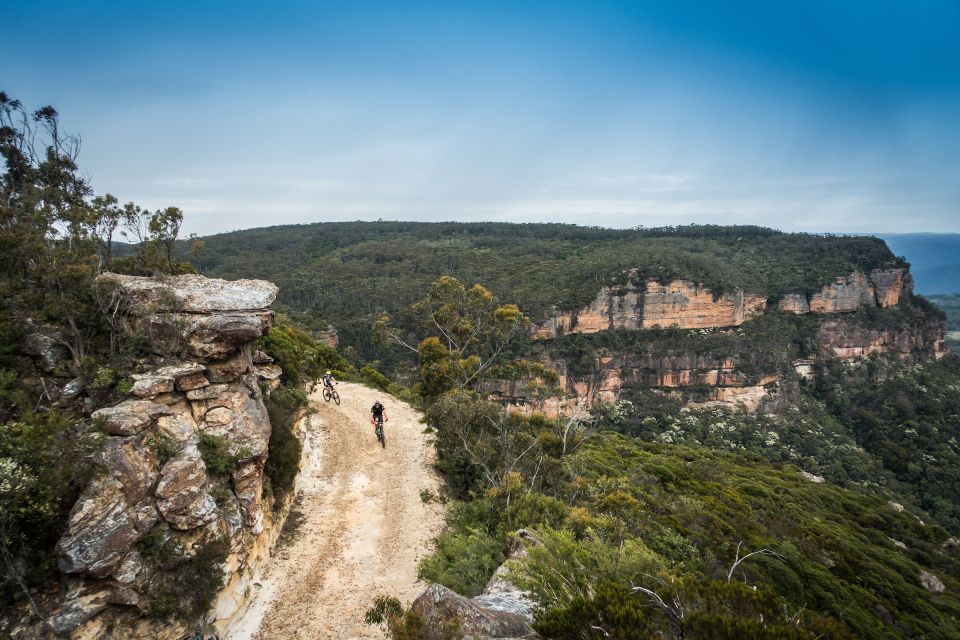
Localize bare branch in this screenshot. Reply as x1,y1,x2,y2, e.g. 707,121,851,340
727,540,786,583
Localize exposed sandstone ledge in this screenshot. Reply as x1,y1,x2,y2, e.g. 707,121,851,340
536,267,913,338
29,274,292,640
98,273,278,313
534,278,767,337
780,268,912,315
492,297,943,417
819,318,949,361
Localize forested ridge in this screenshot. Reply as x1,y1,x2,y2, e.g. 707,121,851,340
193,221,901,366
4,95,960,640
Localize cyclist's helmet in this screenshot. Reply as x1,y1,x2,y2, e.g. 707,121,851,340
326,370,331,375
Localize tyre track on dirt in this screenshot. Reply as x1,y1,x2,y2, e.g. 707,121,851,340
228,383,445,640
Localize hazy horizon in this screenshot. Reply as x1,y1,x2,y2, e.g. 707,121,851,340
4,1,958,236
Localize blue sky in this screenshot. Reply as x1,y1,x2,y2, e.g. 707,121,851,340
3,0,958,235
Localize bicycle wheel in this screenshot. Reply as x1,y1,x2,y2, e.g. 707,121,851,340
323,387,332,402
332,389,340,405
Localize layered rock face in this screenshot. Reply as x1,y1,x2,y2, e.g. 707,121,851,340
484,353,778,416
534,278,767,337
819,318,949,361
779,268,912,314
498,267,939,416
411,530,539,639
537,267,914,339
46,274,282,639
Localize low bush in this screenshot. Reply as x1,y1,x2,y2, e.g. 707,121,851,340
143,535,229,620
417,528,505,597
198,433,247,476
264,386,307,498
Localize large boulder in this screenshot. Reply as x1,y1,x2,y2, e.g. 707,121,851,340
100,438,158,504
410,585,537,640
22,329,69,373
56,477,139,578
194,378,271,459
92,400,172,435
232,459,266,533
155,445,217,530
98,273,278,314
138,312,274,359
473,530,538,623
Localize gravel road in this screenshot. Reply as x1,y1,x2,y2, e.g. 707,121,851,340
227,383,445,640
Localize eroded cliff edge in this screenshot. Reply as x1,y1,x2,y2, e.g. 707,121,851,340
12,274,290,639
491,266,947,416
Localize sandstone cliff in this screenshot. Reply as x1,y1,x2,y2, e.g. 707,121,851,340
22,274,287,639
536,267,913,338
496,267,942,417
781,268,912,314
534,276,767,337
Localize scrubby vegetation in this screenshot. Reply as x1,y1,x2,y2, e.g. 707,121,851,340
137,526,229,619
362,271,960,638
422,400,960,638
0,92,199,611
263,386,307,498
257,314,350,386
930,294,960,352
195,221,902,373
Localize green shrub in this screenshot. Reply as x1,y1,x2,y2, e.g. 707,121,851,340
417,528,504,597
258,315,350,386
198,433,246,476
360,364,391,391
145,433,177,466
0,409,102,607
365,595,458,640
264,387,306,498
533,581,656,640
143,536,229,620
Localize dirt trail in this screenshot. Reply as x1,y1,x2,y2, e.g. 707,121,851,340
228,383,445,640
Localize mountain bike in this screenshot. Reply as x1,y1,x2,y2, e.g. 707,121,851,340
322,384,340,405
374,417,385,448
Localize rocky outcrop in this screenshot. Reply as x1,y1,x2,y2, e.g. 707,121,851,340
473,530,538,623
535,277,767,337
818,317,948,361
411,585,537,640
97,273,278,314
410,530,539,639
44,274,286,639
540,267,914,338
22,328,69,373
781,268,912,315
317,324,339,349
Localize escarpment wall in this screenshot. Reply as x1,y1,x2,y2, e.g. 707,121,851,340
26,274,291,640
497,267,942,417
533,278,768,337
781,268,913,315
535,267,913,339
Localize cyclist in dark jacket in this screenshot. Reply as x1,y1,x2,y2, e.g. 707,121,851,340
370,400,388,430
